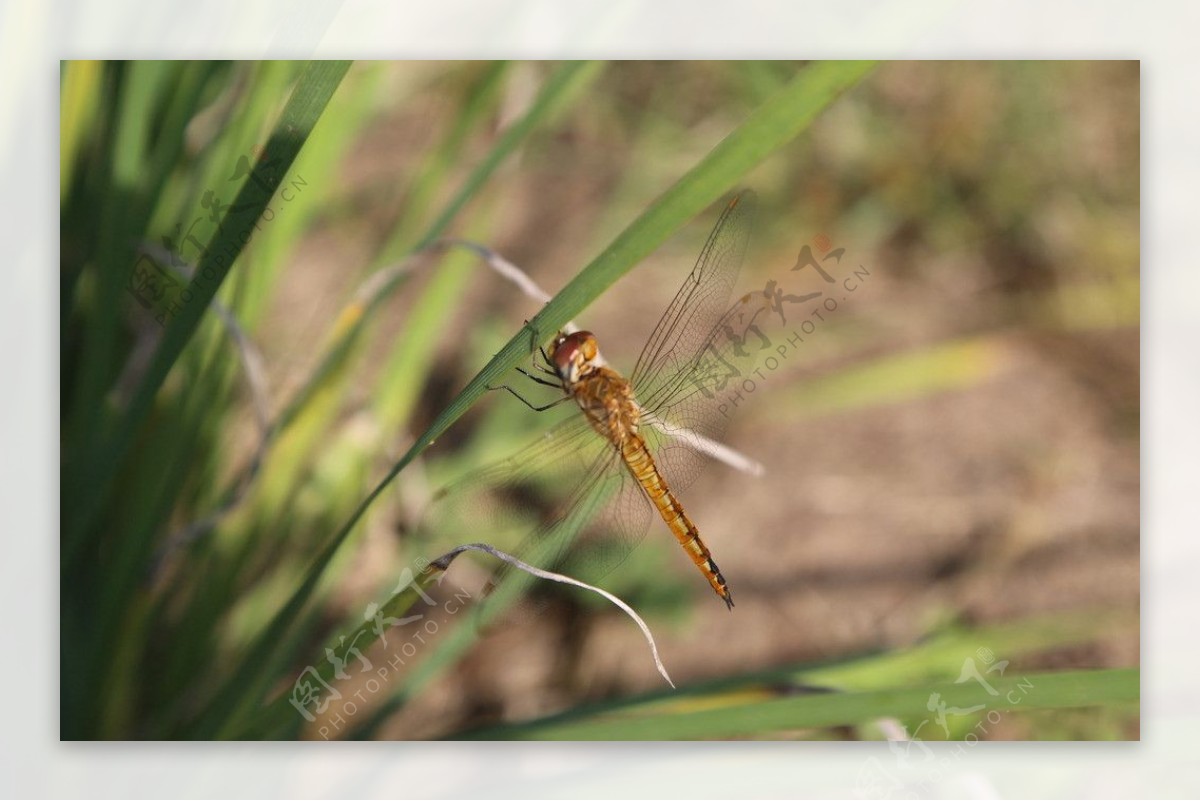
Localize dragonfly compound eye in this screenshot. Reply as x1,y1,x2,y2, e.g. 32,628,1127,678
551,335,580,377
578,333,599,362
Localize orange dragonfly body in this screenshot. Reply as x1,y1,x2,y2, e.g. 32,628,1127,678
548,329,734,608
438,191,755,611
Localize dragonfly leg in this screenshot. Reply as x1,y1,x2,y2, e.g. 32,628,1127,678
519,322,558,376
487,382,572,412
537,343,554,372
515,366,562,390
522,320,539,349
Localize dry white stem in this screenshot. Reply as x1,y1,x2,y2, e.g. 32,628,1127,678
641,411,766,477
435,238,579,334
133,243,272,434
137,253,270,434
136,243,276,578
432,543,675,688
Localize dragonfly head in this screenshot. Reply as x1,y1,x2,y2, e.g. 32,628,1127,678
550,330,605,384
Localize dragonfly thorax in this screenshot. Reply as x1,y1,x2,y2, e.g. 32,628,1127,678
549,329,642,442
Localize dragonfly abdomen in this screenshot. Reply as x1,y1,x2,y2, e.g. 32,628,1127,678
620,435,734,609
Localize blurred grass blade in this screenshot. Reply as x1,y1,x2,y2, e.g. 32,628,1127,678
60,60,103,201
191,62,602,737
274,61,598,435
413,61,602,253
462,667,1138,740
772,334,1020,421
244,558,452,739
65,60,352,558
449,608,1135,739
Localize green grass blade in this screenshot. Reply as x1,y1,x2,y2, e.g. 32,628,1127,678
65,61,176,476
65,60,352,557
771,334,1018,421
413,61,601,252
244,564,452,739
454,610,1136,740
190,62,601,737
59,60,103,201
371,61,510,268
461,667,1137,740
273,60,598,435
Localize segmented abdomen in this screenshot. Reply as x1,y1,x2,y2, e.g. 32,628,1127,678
620,434,734,609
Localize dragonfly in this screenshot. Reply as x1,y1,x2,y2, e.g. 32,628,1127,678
434,190,757,612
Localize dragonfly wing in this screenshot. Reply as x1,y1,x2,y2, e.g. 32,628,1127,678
428,416,606,564
425,417,654,616
630,189,755,410
632,190,756,496
551,459,657,590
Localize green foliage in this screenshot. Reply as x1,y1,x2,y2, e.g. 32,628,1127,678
59,59,613,739
60,60,1136,742
466,668,1137,740
460,611,1138,740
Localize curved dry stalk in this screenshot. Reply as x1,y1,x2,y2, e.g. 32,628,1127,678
127,243,272,435
431,543,676,689
640,410,766,477
432,238,578,334
132,244,275,580
146,244,476,571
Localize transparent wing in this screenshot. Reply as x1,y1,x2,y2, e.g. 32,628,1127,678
549,456,657,588
424,416,655,614
428,416,604,564
631,190,755,496
631,190,755,403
